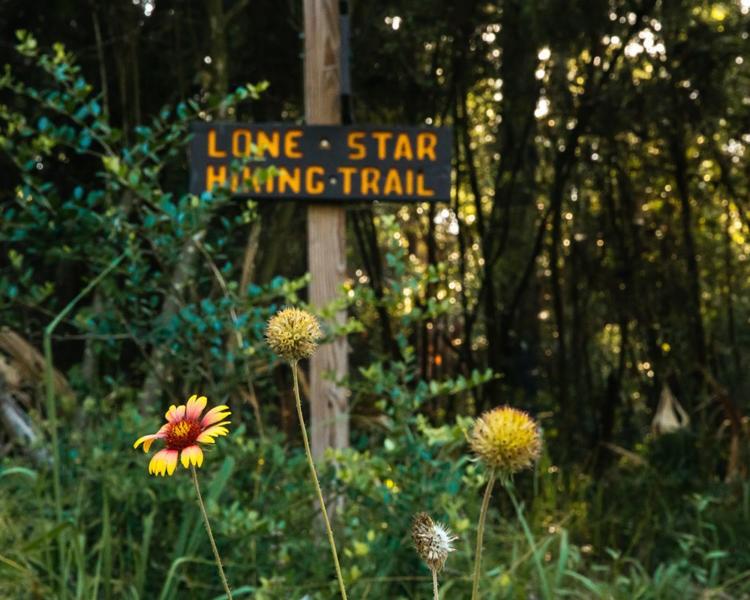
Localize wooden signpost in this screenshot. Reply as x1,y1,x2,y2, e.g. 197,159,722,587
189,0,451,459
304,0,347,461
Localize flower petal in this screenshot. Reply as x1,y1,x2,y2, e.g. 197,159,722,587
134,426,169,452
180,445,204,468
200,423,230,438
165,405,180,423
193,446,204,467
201,405,231,427
134,433,157,451
164,449,179,475
186,395,208,420
149,449,170,476
167,405,186,423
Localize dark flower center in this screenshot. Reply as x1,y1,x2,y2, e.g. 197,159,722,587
166,419,201,450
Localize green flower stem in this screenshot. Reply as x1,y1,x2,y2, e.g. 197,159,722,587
291,361,348,600
43,252,125,599
505,482,552,600
191,465,233,600
432,568,439,600
471,468,497,600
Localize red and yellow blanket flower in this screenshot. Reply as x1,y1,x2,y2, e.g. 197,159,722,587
133,394,231,476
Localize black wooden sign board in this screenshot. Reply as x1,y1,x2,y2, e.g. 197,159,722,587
189,122,452,202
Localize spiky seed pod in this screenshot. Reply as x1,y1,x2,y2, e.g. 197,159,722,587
469,406,542,475
265,307,323,362
411,512,457,573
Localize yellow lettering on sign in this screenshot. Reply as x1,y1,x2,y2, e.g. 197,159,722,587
393,134,414,160
285,130,303,158
338,167,356,194
372,132,393,160
306,166,325,194
232,129,251,156
383,169,403,195
416,132,437,160
241,167,260,192
404,169,414,195
208,130,227,158
416,172,434,197
204,129,441,198
257,131,280,158
264,172,275,193
206,165,227,190
361,168,380,195
279,167,301,193
347,132,366,159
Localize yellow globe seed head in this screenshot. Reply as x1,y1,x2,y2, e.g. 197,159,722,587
265,307,322,362
469,406,542,475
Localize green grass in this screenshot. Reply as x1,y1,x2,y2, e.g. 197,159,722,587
2,405,750,599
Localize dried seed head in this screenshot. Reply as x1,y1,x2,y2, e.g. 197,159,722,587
469,406,542,475
411,512,457,572
265,307,322,362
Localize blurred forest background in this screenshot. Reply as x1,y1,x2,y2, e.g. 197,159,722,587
1,0,750,598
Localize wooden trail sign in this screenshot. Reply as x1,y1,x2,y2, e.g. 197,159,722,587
189,123,452,202
186,0,453,461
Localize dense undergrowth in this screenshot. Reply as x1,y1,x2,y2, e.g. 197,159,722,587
3,397,750,598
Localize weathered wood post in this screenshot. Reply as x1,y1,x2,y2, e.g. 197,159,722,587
303,0,350,458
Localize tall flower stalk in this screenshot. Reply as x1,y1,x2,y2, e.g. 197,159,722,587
471,468,496,600
469,406,542,600
266,307,348,599
191,465,233,599
134,394,233,598
43,251,125,598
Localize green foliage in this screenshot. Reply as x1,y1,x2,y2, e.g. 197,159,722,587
2,6,750,599
0,32,282,401
5,392,750,598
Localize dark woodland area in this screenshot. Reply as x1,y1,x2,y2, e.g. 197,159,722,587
1,0,750,598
